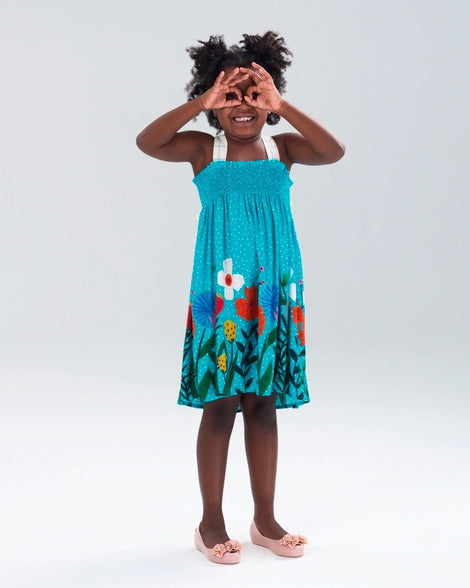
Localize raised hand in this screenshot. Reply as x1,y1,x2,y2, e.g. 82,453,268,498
240,62,284,112
199,68,250,110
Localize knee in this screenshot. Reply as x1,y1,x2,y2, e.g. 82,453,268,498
241,394,277,428
201,395,240,432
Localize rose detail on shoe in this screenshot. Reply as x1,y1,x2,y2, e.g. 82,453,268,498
212,540,243,557
280,534,308,549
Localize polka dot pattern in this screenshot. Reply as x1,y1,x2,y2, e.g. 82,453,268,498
178,145,310,412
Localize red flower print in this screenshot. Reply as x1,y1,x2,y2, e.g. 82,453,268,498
292,305,305,325
215,293,224,316
235,284,259,321
186,303,192,330
292,305,306,345
258,305,266,335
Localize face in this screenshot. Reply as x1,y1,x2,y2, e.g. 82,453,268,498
212,66,268,138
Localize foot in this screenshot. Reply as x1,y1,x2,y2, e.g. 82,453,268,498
198,520,231,548
253,516,289,540
250,519,307,557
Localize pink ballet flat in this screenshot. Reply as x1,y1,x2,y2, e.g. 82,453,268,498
250,519,308,557
194,524,242,564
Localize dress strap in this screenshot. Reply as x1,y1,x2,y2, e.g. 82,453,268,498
212,133,228,161
213,133,279,161
261,136,280,160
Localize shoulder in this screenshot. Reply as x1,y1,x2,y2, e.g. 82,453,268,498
166,130,214,161
188,131,216,176
269,133,294,169
271,132,330,167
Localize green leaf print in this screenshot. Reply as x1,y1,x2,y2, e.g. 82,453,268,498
198,368,213,402
236,341,245,354
222,350,239,395
199,334,216,359
266,326,278,348
260,362,273,395
190,359,199,399
233,364,244,376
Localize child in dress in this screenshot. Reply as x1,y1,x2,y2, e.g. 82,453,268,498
136,31,345,564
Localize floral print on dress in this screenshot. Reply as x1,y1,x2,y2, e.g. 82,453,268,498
191,292,224,328
217,258,245,300
260,284,279,321
235,284,259,321
178,265,308,411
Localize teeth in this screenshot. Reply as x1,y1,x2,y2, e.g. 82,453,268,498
234,116,253,122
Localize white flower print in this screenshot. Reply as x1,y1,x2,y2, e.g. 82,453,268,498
217,258,245,300
289,268,297,301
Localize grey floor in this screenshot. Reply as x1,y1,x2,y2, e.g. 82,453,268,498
1,341,468,588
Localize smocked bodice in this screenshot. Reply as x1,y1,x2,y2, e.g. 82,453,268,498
193,159,293,208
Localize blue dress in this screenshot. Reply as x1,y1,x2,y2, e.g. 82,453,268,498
177,133,310,412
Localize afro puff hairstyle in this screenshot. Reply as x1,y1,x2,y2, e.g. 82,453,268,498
185,31,293,132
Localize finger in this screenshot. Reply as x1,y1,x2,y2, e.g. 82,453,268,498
251,62,270,79
227,74,249,89
226,88,243,101
213,70,226,88
229,69,250,83
223,95,243,107
240,66,262,82
245,84,258,99
224,67,241,83
243,91,259,107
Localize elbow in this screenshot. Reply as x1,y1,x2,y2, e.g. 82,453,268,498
136,133,152,154
331,143,346,163
135,133,145,150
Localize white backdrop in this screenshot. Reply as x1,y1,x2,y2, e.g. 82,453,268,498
1,1,469,587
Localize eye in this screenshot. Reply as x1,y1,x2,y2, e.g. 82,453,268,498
252,91,259,99
226,92,237,101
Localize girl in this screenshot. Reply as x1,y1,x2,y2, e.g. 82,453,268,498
136,31,345,564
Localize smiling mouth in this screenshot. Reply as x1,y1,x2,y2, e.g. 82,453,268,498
233,116,255,122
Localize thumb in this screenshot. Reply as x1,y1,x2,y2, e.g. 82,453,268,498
243,94,256,107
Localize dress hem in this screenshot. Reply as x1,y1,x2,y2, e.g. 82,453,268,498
177,394,310,412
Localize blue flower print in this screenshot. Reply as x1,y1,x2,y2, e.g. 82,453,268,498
260,284,279,321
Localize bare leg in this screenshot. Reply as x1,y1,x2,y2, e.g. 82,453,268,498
240,392,288,539
196,394,240,548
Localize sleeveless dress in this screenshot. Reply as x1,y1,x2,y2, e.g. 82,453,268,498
177,133,310,413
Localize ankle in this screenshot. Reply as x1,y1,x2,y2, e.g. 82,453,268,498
253,512,276,525
200,516,226,530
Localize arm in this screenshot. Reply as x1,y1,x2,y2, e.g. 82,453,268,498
135,68,250,166
275,101,346,166
242,62,346,166
135,98,209,163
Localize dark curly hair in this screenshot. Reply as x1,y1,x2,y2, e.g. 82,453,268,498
185,31,293,131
